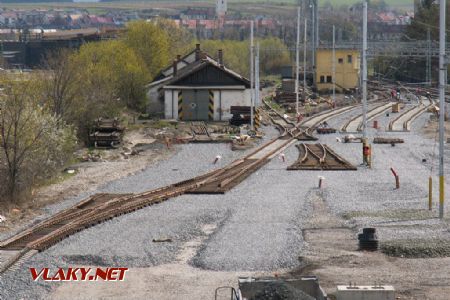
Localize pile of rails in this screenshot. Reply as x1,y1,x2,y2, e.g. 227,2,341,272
88,118,124,148
316,122,336,134
373,137,404,144
190,121,210,137
274,92,297,104
229,106,253,126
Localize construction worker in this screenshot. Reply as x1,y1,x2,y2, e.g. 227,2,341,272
391,89,396,100
164,136,171,149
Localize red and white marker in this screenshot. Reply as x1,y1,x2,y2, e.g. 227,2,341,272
213,155,222,164
318,176,325,189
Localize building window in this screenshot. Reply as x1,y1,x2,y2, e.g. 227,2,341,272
347,55,353,63
320,76,325,83
338,58,344,64
327,76,332,83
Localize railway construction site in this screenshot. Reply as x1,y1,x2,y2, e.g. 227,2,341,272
0,82,448,300
0,0,450,298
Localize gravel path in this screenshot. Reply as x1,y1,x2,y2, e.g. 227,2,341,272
0,107,449,299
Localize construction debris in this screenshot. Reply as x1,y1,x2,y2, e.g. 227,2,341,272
231,135,255,151
343,134,362,143
89,118,124,148
152,238,173,243
316,127,336,134
238,276,326,300
373,137,404,144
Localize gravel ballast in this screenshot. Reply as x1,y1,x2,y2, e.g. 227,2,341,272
0,107,449,299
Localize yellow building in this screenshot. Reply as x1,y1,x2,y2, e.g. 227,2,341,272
315,48,360,92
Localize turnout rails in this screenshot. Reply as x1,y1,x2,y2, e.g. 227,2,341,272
288,143,357,171
0,104,358,275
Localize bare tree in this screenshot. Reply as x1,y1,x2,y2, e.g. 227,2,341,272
41,49,77,121
0,79,75,202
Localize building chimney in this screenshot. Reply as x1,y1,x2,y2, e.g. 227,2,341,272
173,59,178,76
195,44,201,61
177,54,181,61
218,49,223,67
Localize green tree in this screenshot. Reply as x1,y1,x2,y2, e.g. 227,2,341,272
259,38,291,75
72,40,149,112
202,38,291,77
405,2,450,41
124,20,171,78
155,18,195,58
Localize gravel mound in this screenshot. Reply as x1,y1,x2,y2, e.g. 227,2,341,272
250,281,315,300
382,239,450,258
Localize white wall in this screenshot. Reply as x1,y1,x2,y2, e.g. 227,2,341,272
217,89,251,120
164,88,251,121
164,89,179,120
147,85,165,117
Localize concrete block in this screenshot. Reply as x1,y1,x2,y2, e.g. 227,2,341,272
337,285,395,300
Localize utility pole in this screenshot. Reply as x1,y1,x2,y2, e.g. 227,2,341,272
361,1,371,167
332,25,336,105
362,1,368,140
311,2,315,83
250,21,254,131
304,19,307,102
315,1,319,49
295,6,301,116
256,42,260,107
438,0,446,219
426,27,431,86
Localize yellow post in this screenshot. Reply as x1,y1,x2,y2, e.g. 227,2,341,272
429,176,433,210
440,175,445,217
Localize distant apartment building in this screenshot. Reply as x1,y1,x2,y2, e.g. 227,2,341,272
180,8,216,20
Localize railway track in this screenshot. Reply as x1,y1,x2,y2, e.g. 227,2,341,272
388,101,432,131
287,143,357,171
300,105,358,133
0,101,358,275
341,102,393,132
261,99,317,141
369,80,449,103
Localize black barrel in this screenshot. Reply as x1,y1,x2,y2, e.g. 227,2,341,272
358,228,379,251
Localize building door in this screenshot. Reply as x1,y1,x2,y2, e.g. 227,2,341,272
195,90,209,121
182,90,209,121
